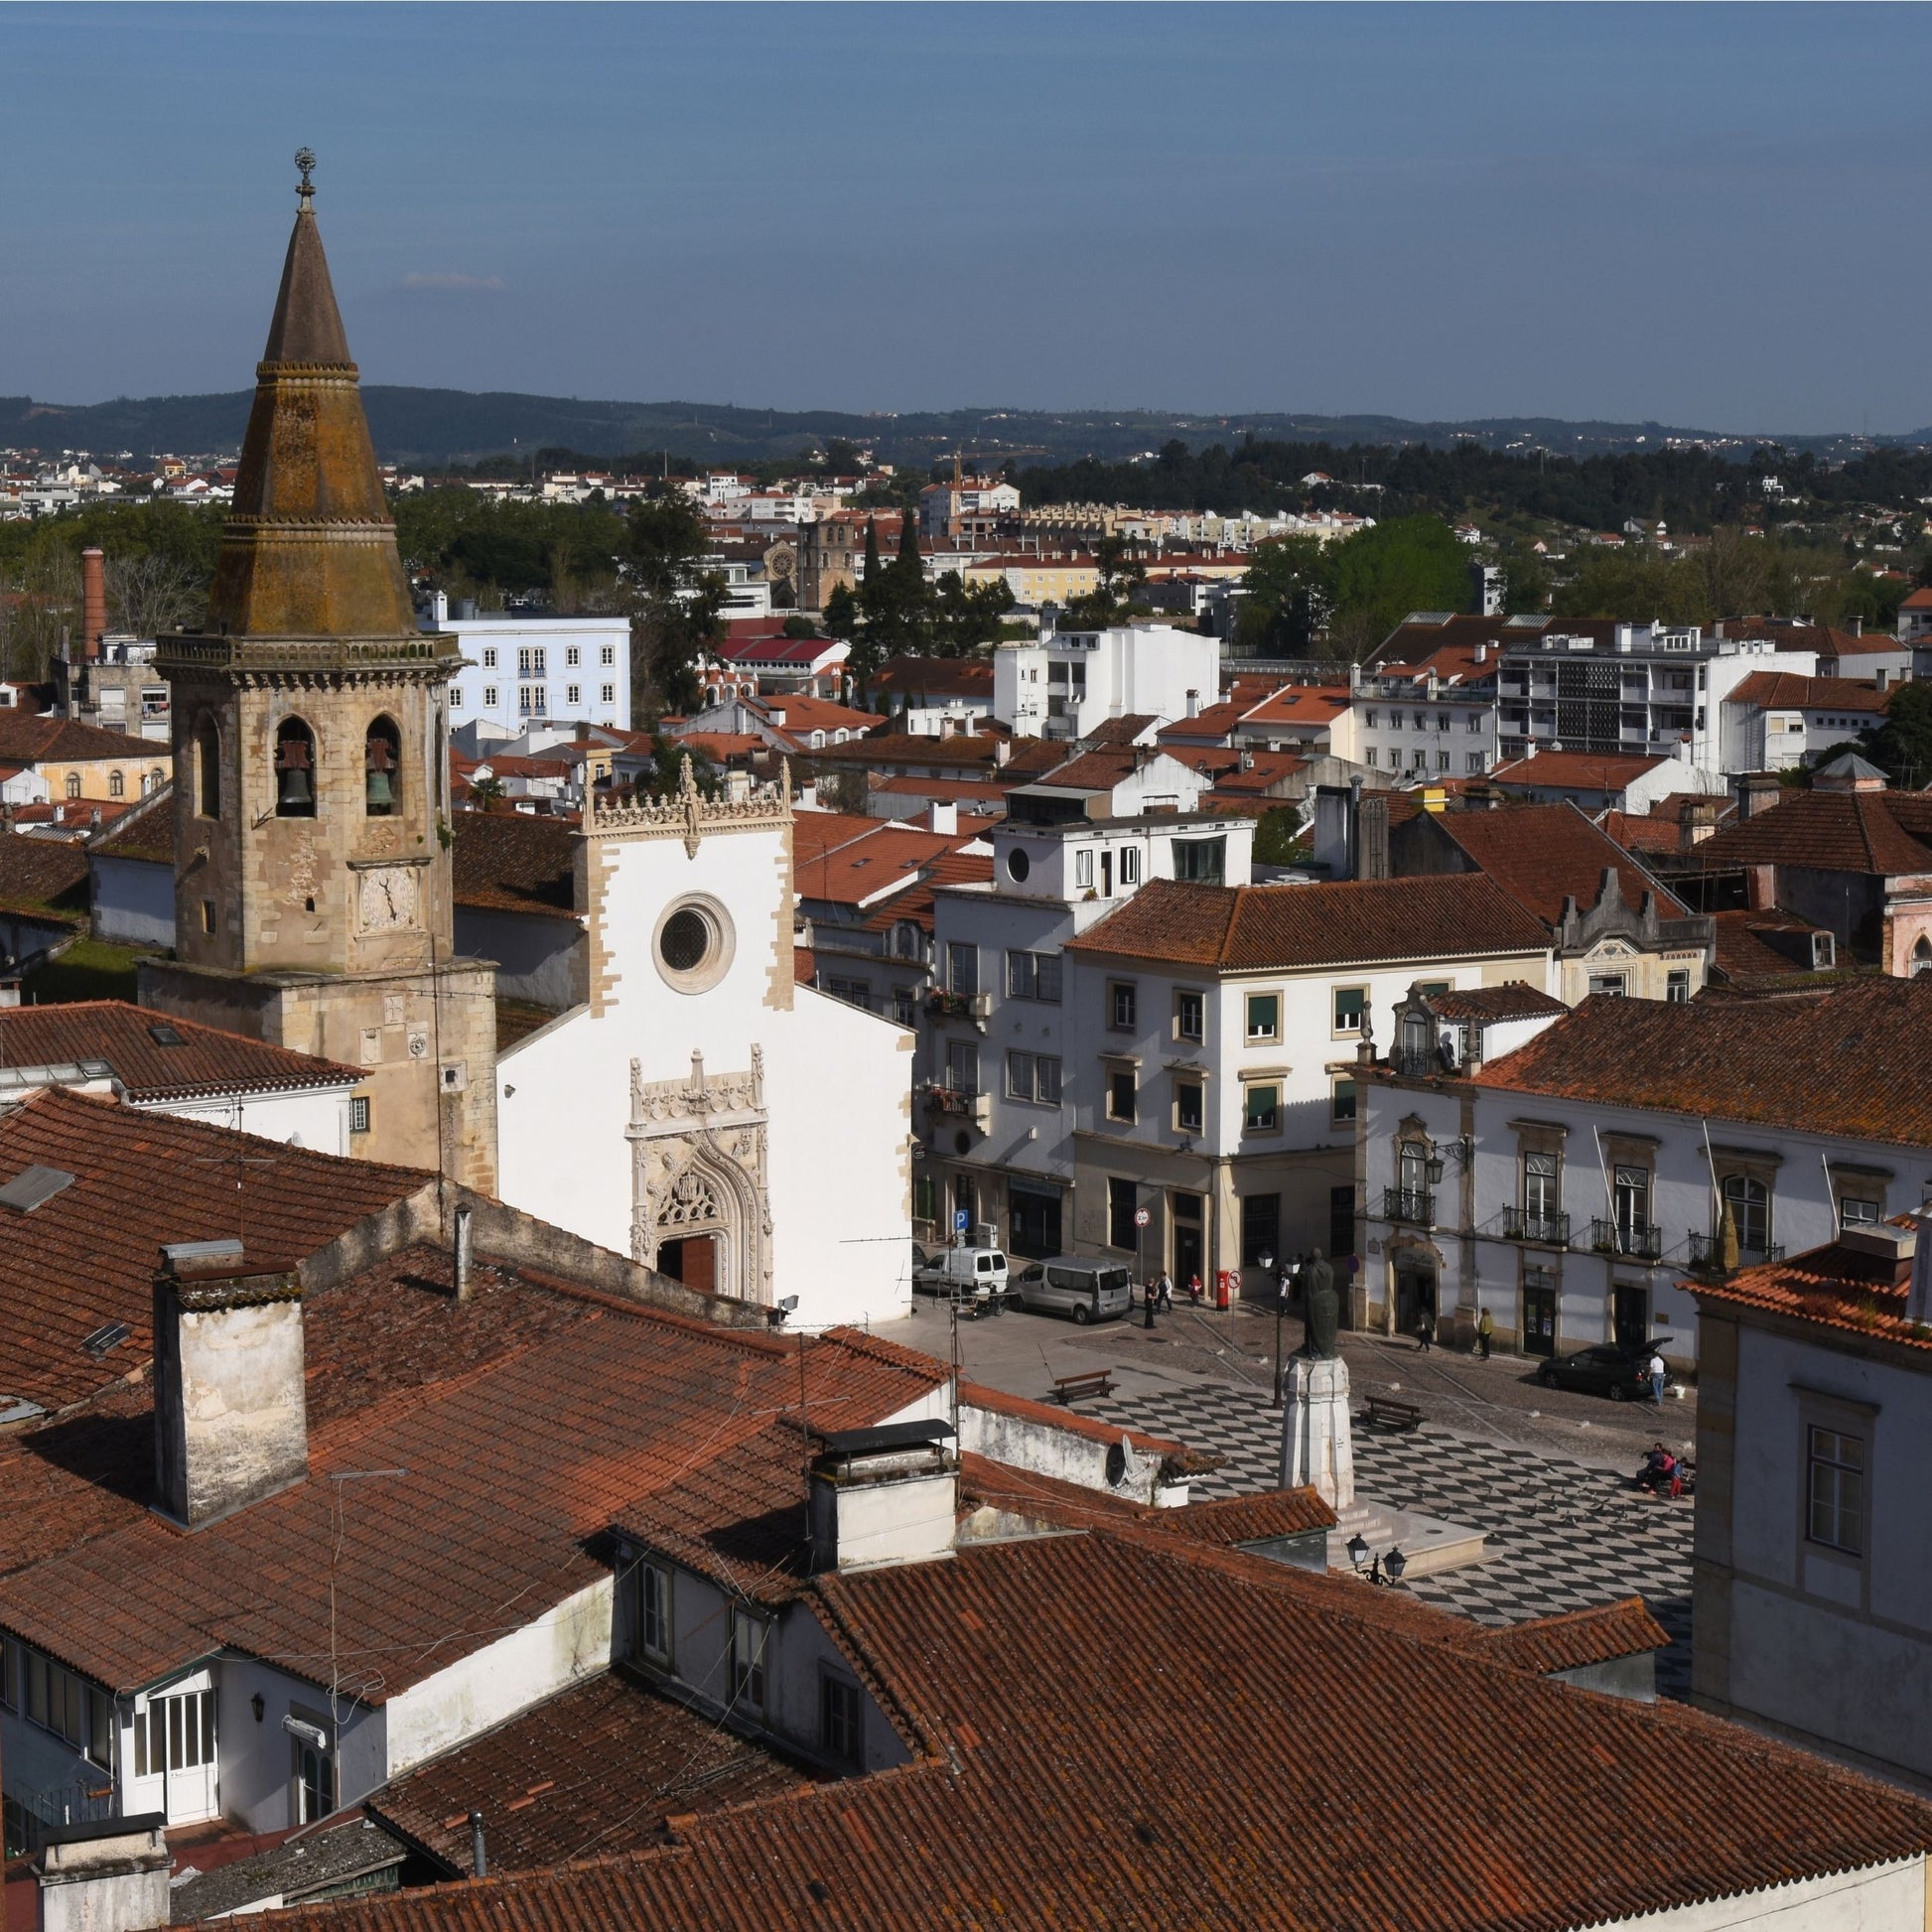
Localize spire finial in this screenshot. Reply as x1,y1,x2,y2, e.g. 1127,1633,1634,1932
295,147,317,210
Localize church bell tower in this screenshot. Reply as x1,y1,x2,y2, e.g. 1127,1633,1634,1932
142,153,496,1190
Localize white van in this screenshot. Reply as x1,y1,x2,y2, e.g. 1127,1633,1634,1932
912,1243,1010,1308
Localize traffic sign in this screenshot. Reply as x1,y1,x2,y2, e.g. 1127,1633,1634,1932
953,1208,970,1233
1134,1208,1151,1227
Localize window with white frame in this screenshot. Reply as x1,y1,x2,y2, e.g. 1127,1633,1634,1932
566,684,582,708
601,644,617,666
1074,849,1095,890
1333,986,1366,1035
450,687,465,709
1007,949,1062,1002
1173,989,1203,1041
566,645,581,667
729,1608,767,1711
1806,1425,1864,1556
481,647,498,669
1245,992,1280,1042
631,1559,672,1661
602,684,617,705
1118,846,1141,886
1007,1049,1062,1104
483,686,498,708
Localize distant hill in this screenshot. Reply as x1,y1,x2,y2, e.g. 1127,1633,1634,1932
0,388,1922,470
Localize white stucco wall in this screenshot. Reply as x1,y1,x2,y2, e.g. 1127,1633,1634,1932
1600,1857,1923,1932
147,1087,356,1155
382,1580,612,1780
90,854,175,949
453,905,582,1010
496,818,913,1329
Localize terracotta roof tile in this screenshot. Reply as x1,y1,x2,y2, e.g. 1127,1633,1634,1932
0,713,155,766
1426,982,1568,1022
1490,750,1671,789
1725,671,1890,715
0,1087,432,1415
1690,1236,1932,1354
0,999,359,1104
0,830,88,920
1065,875,1550,971
1697,789,1932,877
1472,977,1932,1147
1422,801,1690,925
451,812,577,916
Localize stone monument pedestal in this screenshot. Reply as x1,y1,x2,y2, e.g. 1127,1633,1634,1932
1280,1354,1354,1510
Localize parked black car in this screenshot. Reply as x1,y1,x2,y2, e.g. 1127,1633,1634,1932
1535,1342,1655,1402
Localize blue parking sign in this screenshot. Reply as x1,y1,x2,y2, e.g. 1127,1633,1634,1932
953,1208,970,1233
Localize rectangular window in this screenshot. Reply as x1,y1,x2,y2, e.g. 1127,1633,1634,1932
1331,1076,1357,1126
1437,751,1450,771
1806,1426,1864,1555
634,1562,671,1661
349,1095,371,1135
601,644,617,666
517,646,547,678
946,943,978,997
1172,836,1225,885
0,1635,18,1712
1365,709,1379,728
520,684,546,716
566,683,582,708
294,1738,335,1825
1174,1081,1203,1133
1035,1054,1062,1104
1333,986,1366,1035
1363,748,1377,767
1109,981,1137,1030
1107,1176,1139,1250
1118,846,1142,886
566,645,581,667
1244,1083,1280,1133
1467,713,1481,732
1174,989,1203,1041
1666,968,1691,1004
482,685,498,708
481,647,497,669
1523,1151,1559,1219
1241,1192,1281,1268
602,683,617,705
944,1039,980,1092
1074,849,1095,890
1245,993,1280,1042
1839,1193,1881,1229
820,1674,862,1764
824,976,873,1010
1467,753,1485,772
449,687,465,709
1587,973,1627,998
1007,1050,1035,1101
729,1609,767,1711
1107,1069,1137,1124
1006,950,1061,1002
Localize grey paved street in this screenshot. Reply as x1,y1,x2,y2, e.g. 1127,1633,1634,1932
887,1297,1698,1696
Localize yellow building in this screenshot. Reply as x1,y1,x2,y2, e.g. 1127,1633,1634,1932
0,715,171,804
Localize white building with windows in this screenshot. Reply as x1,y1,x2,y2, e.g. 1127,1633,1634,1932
994,624,1220,741
1349,662,1499,778
1355,977,1932,1369
1692,1216,1932,1792
424,599,631,738
1058,876,1553,1296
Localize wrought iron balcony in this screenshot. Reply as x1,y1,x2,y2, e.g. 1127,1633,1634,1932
1383,1186,1436,1226
1688,1230,1783,1275
1590,1217,1664,1260
1503,1207,1571,1247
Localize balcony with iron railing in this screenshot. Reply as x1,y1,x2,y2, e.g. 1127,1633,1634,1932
1590,1217,1664,1261
1688,1230,1783,1276
1502,1206,1571,1247
1383,1186,1436,1226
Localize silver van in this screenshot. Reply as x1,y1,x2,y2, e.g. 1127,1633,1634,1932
1012,1256,1135,1325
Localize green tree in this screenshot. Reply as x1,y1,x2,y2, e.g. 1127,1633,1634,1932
862,517,882,592
823,581,860,639
624,497,724,719
1325,516,1471,655
1862,682,1932,787
931,572,1016,655
781,613,820,639
1235,535,1331,656
1499,549,1552,615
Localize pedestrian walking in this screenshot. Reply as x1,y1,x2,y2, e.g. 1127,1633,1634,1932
1477,1308,1493,1361
1156,1270,1173,1312
1143,1277,1157,1330
1648,1348,1667,1404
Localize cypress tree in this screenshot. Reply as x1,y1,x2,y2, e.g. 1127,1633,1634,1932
862,516,881,590
897,503,922,579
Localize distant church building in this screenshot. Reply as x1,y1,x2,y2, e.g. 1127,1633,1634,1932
141,160,497,1190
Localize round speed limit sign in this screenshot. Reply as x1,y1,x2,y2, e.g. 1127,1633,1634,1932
1134,1208,1151,1227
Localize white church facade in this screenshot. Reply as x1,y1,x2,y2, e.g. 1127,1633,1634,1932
495,762,916,1329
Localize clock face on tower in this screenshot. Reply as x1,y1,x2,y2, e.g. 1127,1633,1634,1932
356,865,418,933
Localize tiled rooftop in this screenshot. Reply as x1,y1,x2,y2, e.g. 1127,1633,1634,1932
1065,874,1551,971
1489,750,1670,789
1691,1235,1932,1355
0,999,361,1103
0,828,89,919
1417,801,1690,925
1696,787,1932,877
451,811,578,916
1471,976,1932,1147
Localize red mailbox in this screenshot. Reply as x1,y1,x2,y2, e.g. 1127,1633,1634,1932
1215,1270,1235,1311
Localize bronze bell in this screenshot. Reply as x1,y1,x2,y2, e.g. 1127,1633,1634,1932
276,735,313,810
364,735,397,812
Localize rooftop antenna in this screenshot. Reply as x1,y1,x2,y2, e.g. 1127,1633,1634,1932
295,147,317,210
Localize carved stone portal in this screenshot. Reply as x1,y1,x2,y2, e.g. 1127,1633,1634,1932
627,1047,772,1305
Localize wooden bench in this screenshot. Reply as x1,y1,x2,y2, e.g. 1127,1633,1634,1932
1360,1395,1424,1434
1052,1368,1117,1405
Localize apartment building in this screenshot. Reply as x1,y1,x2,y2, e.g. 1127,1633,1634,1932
426,599,631,737
994,623,1220,740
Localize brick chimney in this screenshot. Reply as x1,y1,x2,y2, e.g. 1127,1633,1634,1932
153,1246,308,1530
80,548,106,660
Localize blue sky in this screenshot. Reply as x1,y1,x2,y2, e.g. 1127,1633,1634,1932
5,3,1929,432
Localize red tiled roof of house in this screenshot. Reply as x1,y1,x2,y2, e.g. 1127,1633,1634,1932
367,1669,811,1872
0,712,156,766
0,999,359,1103
712,634,845,666
756,694,885,739
1696,788,1932,877
275,1523,1932,1932
1709,907,1832,981
1235,684,1352,729
1725,671,1890,715
0,1280,946,1697
451,810,577,916
0,1088,432,1415
1489,750,1671,789
1078,714,1160,747
1426,982,1568,1023
796,824,981,910
1422,801,1690,925
1376,638,1506,687
1021,747,1146,792
807,732,1008,769
1157,695,1260,744
1472,976,1932,1147
1476,1596,1672,1675
860,850,995,933
673,731,768,759
870,655,995,698
1690,1234,1932,1355
1065,875,1550,971
0,828,88,919
88,787,176,864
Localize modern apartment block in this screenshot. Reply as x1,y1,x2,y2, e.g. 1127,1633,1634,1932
424,595,632,739
994,623,1220,741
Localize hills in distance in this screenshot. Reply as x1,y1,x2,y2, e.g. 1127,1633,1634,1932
2,388,1927,470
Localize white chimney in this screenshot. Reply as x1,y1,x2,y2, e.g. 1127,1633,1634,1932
1184,688,1200,719
927,800,958,835
809,1421,958,1573
153,1245,308,1530
34,1816,172,1932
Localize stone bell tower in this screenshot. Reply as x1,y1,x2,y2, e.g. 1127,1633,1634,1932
141,153,496,1191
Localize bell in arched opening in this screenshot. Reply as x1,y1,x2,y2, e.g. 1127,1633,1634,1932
275,718,316,817
364,716,401,816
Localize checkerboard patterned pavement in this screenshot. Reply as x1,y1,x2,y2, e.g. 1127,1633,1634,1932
1091,1377,1695,1698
